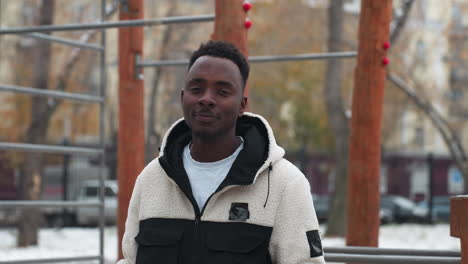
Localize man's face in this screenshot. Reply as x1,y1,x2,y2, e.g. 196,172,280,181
181,56,247,140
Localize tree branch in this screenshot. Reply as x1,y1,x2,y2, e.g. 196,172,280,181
27,0,119,134
388,73,467,177
390,0,415,44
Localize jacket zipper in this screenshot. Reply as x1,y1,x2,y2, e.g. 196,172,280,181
190,186,231,263
183,165,270,262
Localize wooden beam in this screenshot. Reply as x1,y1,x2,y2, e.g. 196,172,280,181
117,0,145,259
450,195,468,264
211,0,250,98
346,0,393,247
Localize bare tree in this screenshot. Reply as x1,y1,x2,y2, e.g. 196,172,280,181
388,74,468,192
145,1,178,163
386,0,467,191
16,0,118,246
18,0,55,247
323,0,349,237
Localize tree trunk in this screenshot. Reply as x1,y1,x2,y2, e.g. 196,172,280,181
323,0,349,237
18,0,55,247
145,2,177,163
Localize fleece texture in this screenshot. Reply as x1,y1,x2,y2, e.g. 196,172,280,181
117,112,326,264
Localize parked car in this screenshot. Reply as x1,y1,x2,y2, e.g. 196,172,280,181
379,207,394,224
76,180,118,226
380,195,416,223
40,157,111,226
312,195,396,224
413,196,450,222
313,195,329,222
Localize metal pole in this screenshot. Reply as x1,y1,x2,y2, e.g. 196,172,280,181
99,1,107,263
325,246,461,257
0,142,103,155
0,201,101,208
0,14,214,34
428,153,434,224
0,84,103,103
135,52,358,68
346,0,393,247
25,33,103,51
0,256,101,264
61,138,70,226
324,253,461,264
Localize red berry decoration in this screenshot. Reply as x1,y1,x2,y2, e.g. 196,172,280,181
244,19,253,29
383,42,391,50
382,57,390,65
243,2,253,12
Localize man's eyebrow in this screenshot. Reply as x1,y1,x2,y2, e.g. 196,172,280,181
187,78,205,84
215,80,235,87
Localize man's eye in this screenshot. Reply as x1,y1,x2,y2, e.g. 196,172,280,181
219,89,231,96
190,87,201,93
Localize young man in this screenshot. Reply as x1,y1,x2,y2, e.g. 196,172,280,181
117,41,325,264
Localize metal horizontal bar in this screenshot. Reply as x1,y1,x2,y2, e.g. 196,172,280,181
0,14,215,34
325,246,461,257
248,51,357,62
0,201,101,208
0,255,100,264
137,58,189,67
136,51,358,68
0,84,103,103
0,142,104,156
324,253,460,264
25,33,104,51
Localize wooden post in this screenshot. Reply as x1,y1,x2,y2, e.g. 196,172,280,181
211,0,250,98
450,196,468,264
117,0,145,259
346,0,392,247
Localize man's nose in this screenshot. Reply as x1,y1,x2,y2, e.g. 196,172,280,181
199,90,215,106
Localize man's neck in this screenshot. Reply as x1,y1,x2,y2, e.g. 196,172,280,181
190,134,241,163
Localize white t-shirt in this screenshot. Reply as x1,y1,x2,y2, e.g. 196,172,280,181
183,138,244,210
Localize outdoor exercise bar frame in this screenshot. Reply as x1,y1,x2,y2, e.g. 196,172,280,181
0,2,463,264
0,0,108,264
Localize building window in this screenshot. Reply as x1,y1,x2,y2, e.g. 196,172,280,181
414,127,425,148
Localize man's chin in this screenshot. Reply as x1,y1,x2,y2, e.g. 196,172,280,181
192,128,219,140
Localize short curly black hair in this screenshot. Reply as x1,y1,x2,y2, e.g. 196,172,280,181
188,41,249,89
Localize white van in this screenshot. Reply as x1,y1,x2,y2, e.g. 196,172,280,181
76,180,118,226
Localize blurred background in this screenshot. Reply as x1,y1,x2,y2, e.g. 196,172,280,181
0,0,467,262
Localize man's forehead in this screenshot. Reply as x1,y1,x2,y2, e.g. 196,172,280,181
187,56,242,82
191,55,238,69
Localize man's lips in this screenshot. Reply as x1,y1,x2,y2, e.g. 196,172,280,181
193,111,217,122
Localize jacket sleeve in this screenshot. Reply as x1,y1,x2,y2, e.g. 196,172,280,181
116,177,142,264
269,175,326,264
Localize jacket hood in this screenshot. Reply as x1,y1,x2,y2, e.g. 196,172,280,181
159,112,285,185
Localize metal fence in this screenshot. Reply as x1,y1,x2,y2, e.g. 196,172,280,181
0,0,109,263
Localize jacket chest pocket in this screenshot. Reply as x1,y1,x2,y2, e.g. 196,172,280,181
205,230,271,264
135,227,183,264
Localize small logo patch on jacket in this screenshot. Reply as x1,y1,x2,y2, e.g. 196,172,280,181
306,230,323,257
229,203,250,221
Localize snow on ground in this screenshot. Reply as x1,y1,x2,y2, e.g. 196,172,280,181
0,224,461,263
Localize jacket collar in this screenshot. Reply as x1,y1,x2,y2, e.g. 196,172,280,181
158,113,285,197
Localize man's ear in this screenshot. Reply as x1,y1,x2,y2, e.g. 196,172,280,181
180,90,184,103
239,96,248,116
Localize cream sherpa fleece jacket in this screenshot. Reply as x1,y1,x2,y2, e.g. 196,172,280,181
117,112,326,264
